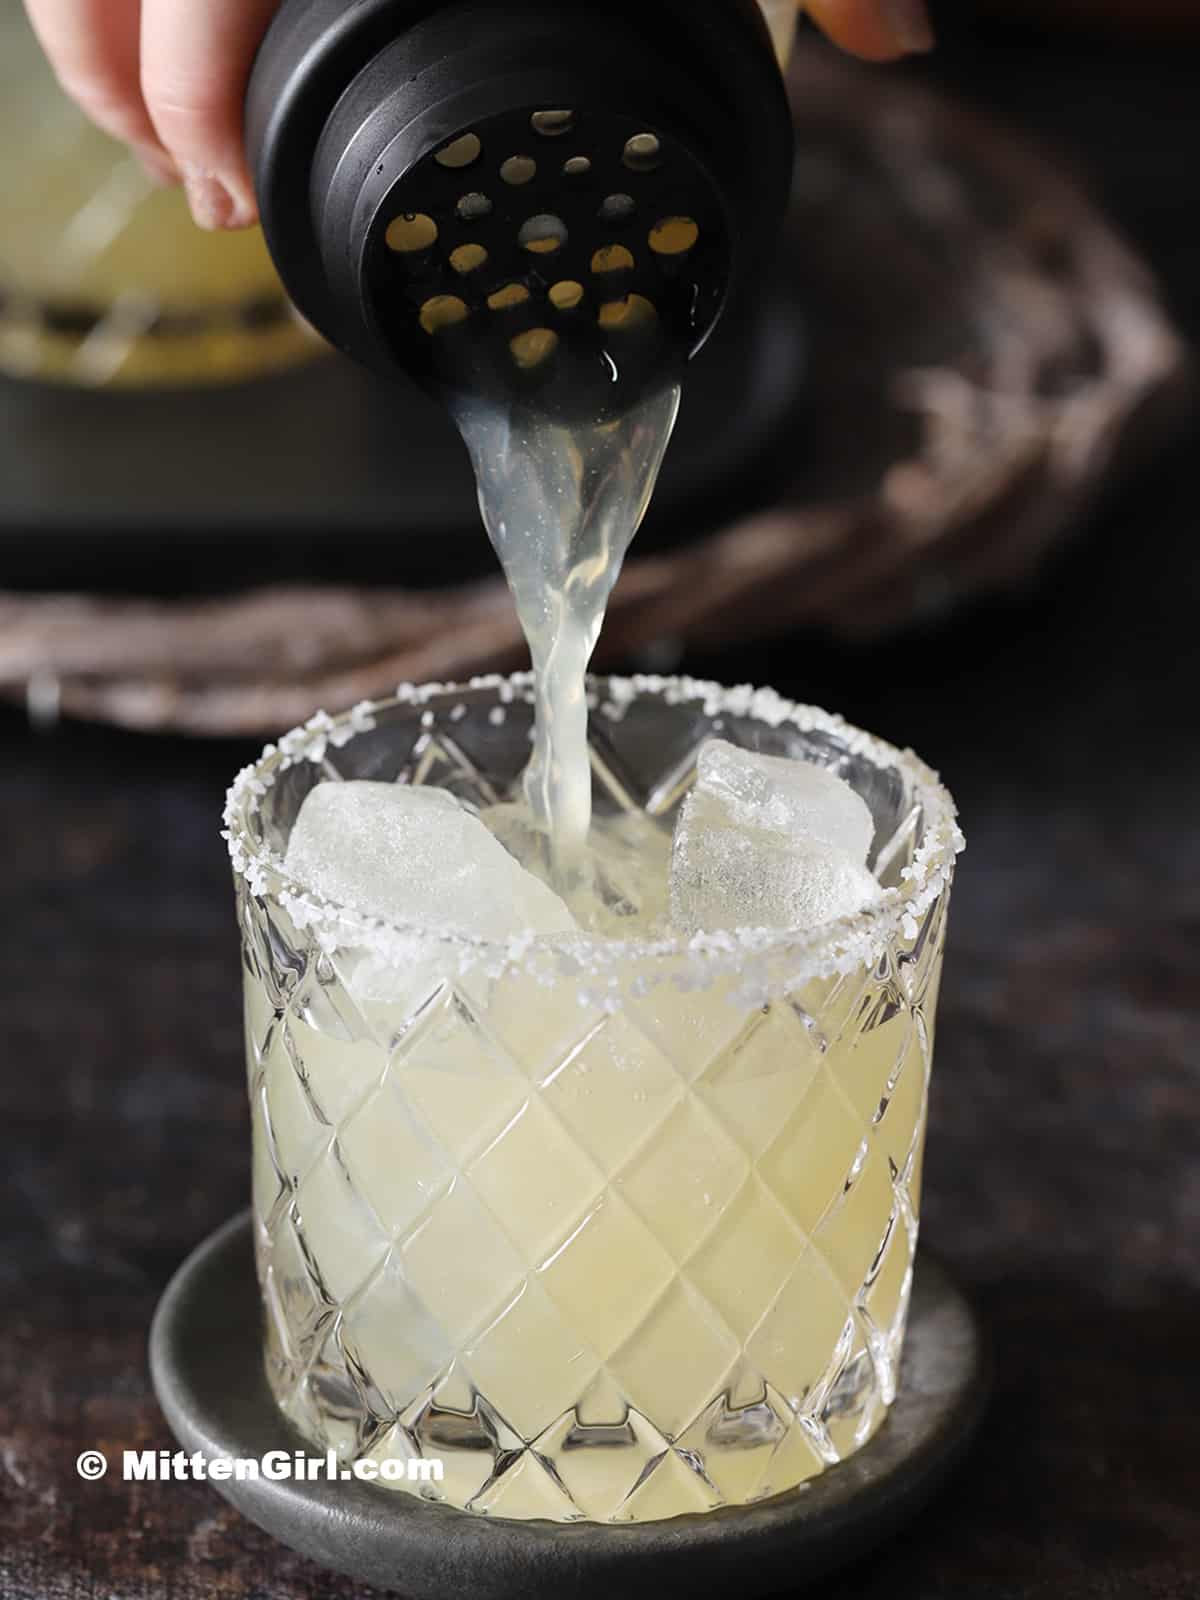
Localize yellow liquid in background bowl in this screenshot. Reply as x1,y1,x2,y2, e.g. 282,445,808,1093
0,3,320,387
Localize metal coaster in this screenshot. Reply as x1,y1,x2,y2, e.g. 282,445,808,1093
150,1212,989,1599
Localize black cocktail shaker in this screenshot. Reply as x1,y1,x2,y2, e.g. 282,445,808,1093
246,0,794,420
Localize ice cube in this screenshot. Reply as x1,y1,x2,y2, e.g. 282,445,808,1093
285,781,575,941
477,801,550,878
696,739,875,861
670,743,881,935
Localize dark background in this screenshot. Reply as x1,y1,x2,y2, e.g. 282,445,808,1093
3,10,1198,1597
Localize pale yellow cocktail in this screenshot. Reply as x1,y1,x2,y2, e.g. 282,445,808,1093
228,676,960,1523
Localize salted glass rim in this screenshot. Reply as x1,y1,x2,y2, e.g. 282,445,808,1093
223,673,963,994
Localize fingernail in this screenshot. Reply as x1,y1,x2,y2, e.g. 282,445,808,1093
884,0,935,53
181,163,236,230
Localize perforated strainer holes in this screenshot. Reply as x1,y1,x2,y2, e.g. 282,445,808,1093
622,133,662,173
531,110,574,138
500,156,537,187
598,294,658,332
519,215,567,255
592,245,635,275
419,295,469,334
599,194,635,224
510,328,559,369
386,213,437,254
562,157,592,178
549,280,584,310
487,283,531,312
649,216,699,256
434,133,481,169
449,243,488,275
457,193,493,221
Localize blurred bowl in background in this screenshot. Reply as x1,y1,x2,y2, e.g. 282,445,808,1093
0,1,322,389
0,37,1187,738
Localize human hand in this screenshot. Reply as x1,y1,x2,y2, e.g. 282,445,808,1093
22,0,279,229
23,0,934,233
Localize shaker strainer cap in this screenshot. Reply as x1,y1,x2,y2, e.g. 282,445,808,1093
247,0,794,420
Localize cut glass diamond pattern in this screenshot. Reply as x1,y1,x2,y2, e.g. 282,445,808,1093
608,1276,741,1439
674,1388,787,1505
468,1096,606,1263
538,1013,683,1174
337,1078,454,1237
533,1402,674,1522
463,1276,600,1439
338,1249,453,1414
291,1143,390,1305
687,1177,806,1339
387,985,529,1168
537,1192,676,1361
617,1446,722,1521
244,699,952,1522
695,1003,823,1157
398,1179,526,1347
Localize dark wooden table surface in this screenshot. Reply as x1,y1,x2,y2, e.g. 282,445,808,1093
4,16,1199,1600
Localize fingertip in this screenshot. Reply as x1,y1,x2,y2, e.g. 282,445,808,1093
226,175,260,229
179,163,258,230
180,166,229,229
224,193,260,230
804,0,935,61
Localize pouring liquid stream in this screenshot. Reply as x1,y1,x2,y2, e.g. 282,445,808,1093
453,383,682,891
440,4,794,898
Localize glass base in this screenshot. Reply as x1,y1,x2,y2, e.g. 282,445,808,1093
151,1212,988,1597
